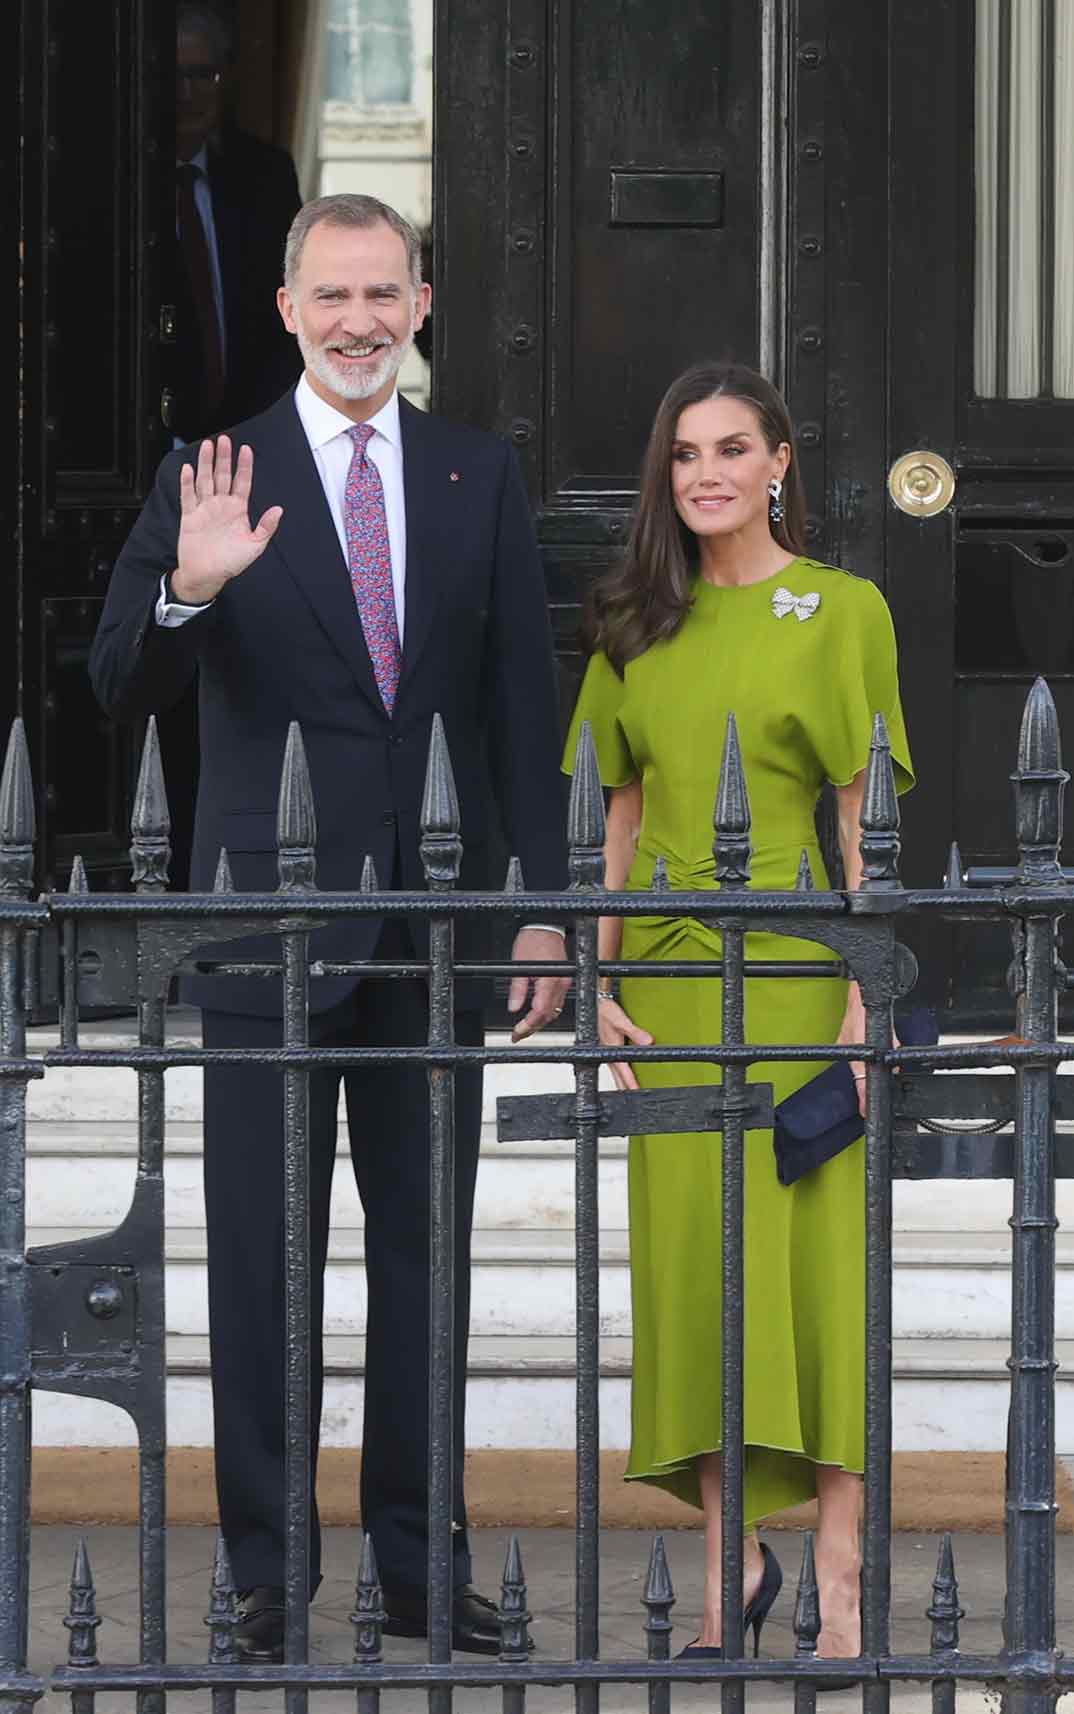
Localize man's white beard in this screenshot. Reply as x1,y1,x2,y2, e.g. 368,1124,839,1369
297,322,413,403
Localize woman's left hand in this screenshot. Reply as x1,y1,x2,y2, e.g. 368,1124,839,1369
836,984,901,1117
836,985,869,1117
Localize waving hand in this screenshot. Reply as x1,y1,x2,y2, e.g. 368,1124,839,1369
171,435,283,605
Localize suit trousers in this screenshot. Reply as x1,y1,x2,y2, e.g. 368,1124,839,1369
201,919,483,1597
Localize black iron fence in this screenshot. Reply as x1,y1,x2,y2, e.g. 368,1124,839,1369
0,679,1071,1711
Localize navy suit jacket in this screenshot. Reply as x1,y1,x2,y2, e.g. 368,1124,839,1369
89,389,569,1015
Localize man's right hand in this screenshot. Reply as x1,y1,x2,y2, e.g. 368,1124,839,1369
170,434,284,605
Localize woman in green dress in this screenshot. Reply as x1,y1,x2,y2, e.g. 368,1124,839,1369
562,363,913,1660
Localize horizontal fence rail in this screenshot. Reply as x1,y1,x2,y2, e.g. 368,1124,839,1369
0,676,1070,1711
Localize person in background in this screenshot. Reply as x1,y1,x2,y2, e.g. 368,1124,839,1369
164,1,304,887
173,1,303,441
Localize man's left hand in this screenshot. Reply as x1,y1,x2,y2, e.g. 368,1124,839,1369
508,928,571,1042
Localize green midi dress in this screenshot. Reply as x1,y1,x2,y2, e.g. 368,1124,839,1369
562,559,914,1521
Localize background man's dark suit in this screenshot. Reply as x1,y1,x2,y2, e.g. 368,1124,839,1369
171,130,303,444
89,388,568,1603
164,123,303,890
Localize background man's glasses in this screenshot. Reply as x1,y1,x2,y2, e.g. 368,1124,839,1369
177,67,223,88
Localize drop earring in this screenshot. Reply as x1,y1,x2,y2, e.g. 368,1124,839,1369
768,478,785,527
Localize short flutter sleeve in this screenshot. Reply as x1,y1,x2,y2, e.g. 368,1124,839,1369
817,579,915,794
561,650,638,787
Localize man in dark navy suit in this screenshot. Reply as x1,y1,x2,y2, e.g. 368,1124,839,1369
90,194,569,1661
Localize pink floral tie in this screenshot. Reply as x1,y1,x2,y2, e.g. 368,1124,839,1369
344,423,401,714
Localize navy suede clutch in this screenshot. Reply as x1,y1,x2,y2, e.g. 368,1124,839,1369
772,1006,938,1187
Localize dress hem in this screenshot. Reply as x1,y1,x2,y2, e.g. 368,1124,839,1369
624,1440,865,1519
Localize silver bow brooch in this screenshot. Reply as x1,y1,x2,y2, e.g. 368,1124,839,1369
771,587,821,622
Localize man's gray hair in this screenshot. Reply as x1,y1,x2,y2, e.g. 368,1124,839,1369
176,1,232,64
283,195,424,294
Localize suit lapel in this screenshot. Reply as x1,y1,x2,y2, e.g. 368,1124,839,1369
254,394,384,712
398,397,442,694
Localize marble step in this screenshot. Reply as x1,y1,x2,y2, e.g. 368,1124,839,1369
23,1223,1074,1342
25,1120,631,1232
24,1119,1074,1240
28,1333,1074,1454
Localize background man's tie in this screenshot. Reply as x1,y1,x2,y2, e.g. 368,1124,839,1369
176,161,225,416
344,423,402,714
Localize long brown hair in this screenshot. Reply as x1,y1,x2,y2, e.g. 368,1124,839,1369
583,362,808,673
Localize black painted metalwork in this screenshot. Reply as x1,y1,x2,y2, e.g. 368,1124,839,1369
641,1534,674,1714
204,1536,239,1714
926,1533,963,1714
351,1533,385,1714
497,1535,531,1714
63,1540,100,1714
1,677,1073,1712
793,1530,821,1714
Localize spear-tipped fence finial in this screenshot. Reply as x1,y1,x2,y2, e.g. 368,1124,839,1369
796,848,815,892
419,712,463,889
0,717,36,899
793,1530,821,1658
944,841,963,891
204,1534,240,1664
213,848,234,893
926,1532,964,1655
360,853,380,894
129,715,172,893
351,1532,386,1663
859,713,902,890
713,712,752,889
497,1534,532,1661
642,1533,676,1664
568,722,606,889
276,720,317,892
0,718,36,898
504,855,525,895
63,1537,102,1668
1013,676,1068,886
68,855,89,894
651,854,670,893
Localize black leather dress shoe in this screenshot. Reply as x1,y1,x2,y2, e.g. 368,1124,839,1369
383,1583,533,1656
235,1585,286,1664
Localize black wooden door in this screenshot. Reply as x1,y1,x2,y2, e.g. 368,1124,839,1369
435,0,772,722
8,0,172,891
887,0,1074,1026
436,0,1074,1028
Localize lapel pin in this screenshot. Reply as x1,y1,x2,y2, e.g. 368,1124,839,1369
449,471,460,482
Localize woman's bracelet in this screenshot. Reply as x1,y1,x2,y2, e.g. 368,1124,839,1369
597,988,618,1003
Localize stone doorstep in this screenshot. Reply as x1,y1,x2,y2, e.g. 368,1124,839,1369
25,1448,1074,1531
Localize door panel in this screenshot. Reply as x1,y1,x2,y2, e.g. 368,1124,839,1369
13,0,171,889
889,0,1074,1026
437,0,766,727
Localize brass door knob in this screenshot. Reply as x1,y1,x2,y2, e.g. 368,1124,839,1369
888,450,956,517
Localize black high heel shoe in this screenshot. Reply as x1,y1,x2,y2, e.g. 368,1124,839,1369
677,1541,783,1660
